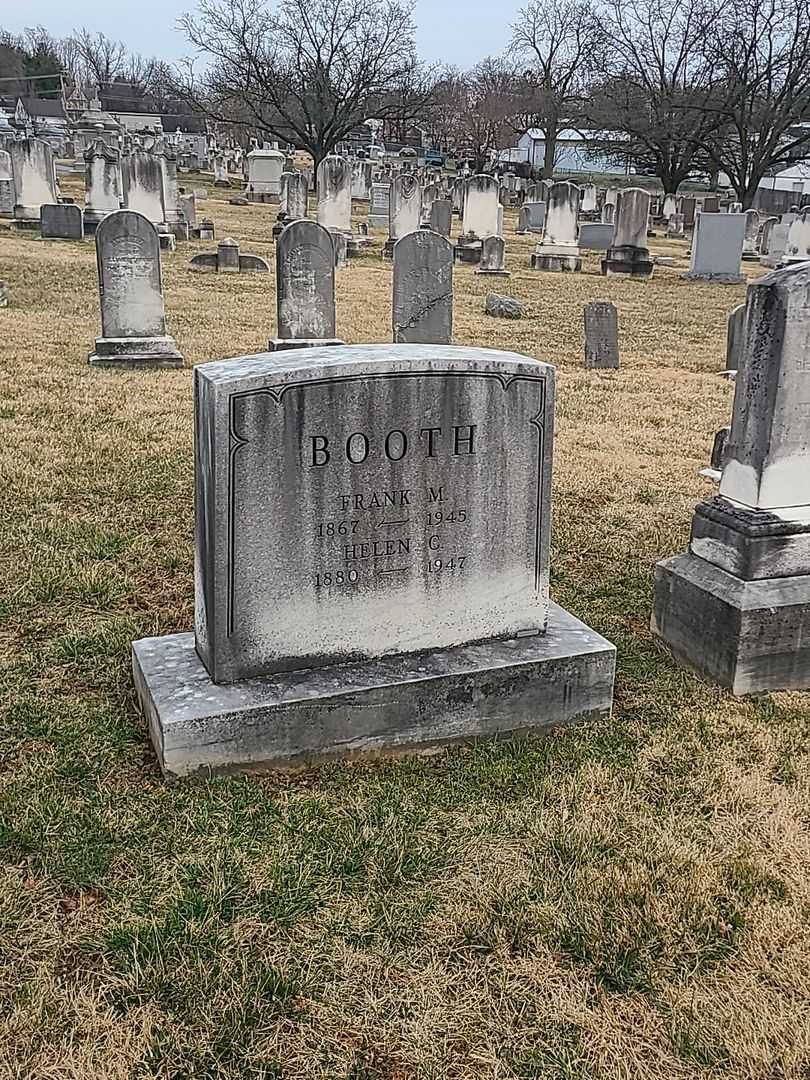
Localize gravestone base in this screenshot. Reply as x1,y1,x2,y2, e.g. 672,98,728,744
368,214,388,229
601,245,654,278
83,208,113,234
454,240,483,265
531,251,582,272
683,271,744,284
132,601,616,778
89,335,184,369
475,267,511,277
652,552,810,695
268,337,345,351
246,192,280,204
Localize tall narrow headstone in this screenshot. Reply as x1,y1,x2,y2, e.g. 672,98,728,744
121,149,165,225
429,199,452,238
653,263,810,693
392,230,453,344
9,138,58,223
385,174,421,257
133,342,616,776
88,210,183,368
742,209,761,259
84,139,121,232
783,208,810,264
461,175,499,241
317,155,352,234
724,302,746,374
0,149,14,218
271,220,341,349
584,302,619,368
351,160,372,201
602,188,653,278
531,181,581,272
281,171,308,220
369,182,390,229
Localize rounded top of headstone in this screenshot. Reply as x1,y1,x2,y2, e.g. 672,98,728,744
248,146,285,160
219,236,239,247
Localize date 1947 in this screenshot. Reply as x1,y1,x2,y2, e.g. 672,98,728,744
427,556,467,573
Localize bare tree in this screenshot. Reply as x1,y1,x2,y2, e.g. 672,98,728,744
176,0,433,167
70,28,130,90
510,0,602,177
704,0,810,206
588,0,723,195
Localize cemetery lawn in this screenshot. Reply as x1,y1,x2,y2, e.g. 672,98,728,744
3,180,810,1079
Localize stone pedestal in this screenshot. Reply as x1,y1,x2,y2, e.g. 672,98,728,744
601,244,654,277
652,548,810,696
89,335,184,369
134,602,616,777
531,247,581,272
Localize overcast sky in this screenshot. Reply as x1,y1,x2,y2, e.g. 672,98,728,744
3,0,515,70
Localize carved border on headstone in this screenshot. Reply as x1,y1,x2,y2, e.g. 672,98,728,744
225,369,548,635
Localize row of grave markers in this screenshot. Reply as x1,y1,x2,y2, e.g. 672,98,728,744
87,209,621,368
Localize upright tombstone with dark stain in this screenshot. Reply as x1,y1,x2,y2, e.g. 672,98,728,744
131,343,616,776
271,219,342,350
88,209,183,368
601,188,653,278
584,302,619,368
392,230,453,344
653,262,810,693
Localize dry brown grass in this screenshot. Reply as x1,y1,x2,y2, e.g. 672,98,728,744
2,173,809,1080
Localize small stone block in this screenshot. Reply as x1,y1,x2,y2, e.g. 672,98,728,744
267,338,346,351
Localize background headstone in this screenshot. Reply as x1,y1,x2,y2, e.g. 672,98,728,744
392,230,453,344
584,302,619,368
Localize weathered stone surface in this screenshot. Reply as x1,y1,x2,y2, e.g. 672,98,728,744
392,231,453,343
134,601,616,777
40,202,83,239
246,146,284,200
685,212,745,282
652,552,810,694
193,344,555,684
9,138,57,222
89,209,183,368
652,261,810,694
275,219,336,341
725,302,746,373
485,293,524,319
584,302,619,368
462,175,499,240
121,149,165,224
601,188,653,277
0,150,13,218
317,155,352,234
721,263,810,511
531,181,581,272
476,235,509,276
0,280,8,307
579,222,614,250
368,182,390,229
761,222,788,267
429,199,452,237
280,170,308,220
385,174,421,255
783,208,810,264
83,139,121,231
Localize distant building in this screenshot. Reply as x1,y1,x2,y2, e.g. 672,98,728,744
509,128,628,176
